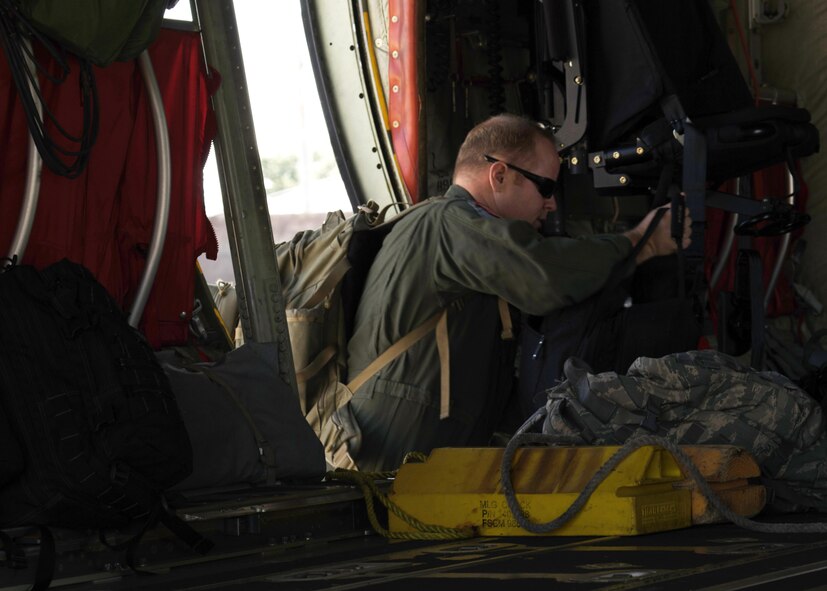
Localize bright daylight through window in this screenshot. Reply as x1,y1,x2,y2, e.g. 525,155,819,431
165,1,351,285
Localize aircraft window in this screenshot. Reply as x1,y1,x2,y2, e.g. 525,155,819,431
164,2,192,22
191,1,350,285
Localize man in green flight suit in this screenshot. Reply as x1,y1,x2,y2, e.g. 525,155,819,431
335,113,691,472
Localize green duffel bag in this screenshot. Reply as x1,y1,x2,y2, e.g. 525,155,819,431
16,0,174,66
159,342,327,492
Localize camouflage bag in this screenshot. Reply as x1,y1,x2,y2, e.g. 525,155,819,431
541,350,827,511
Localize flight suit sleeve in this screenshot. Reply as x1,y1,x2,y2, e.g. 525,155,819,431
432,202,633,316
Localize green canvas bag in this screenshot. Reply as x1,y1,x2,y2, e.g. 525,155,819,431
16,0,173,66
275,201,448,469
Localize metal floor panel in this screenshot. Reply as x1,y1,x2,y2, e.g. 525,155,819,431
3,487,827,590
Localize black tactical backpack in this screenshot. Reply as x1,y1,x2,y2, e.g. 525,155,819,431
0,259,210,581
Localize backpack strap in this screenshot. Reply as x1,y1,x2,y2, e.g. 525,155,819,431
346,309,449,410
295,345,337,383
498,297,514,340
342,200,455,414
303,257,351,309
347,309,446,392
436,310,450,418
345,296,512,418
297,201,437,380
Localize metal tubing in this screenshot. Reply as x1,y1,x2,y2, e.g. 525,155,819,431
764,170,795,311
707,177,745,308
129,50,171,327
709,214,739,293
8,38,43,262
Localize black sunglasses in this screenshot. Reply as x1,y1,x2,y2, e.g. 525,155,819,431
484,154,557,199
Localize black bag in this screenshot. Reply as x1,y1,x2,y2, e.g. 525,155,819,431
519,290,620,413
518,208,700,416
159,343,327,492
519,295,701,415
0,259,204,531
0,402,23,489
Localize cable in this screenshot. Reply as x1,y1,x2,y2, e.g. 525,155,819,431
325,451,476,540
501,429,827,535
0,0,99,178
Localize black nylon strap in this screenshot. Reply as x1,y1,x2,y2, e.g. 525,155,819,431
747,250,765,369
101,499,213,575
556,399,598,445
670,184,687,298
119,470,213,556
0,530,24,570
32,526,54,591
100,464,213,570
573,207,668,359
566,359,615,424
158,506,214,556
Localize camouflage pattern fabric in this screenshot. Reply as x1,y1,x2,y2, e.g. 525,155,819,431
542,350,827,511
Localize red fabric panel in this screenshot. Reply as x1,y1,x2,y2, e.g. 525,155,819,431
0,46,136,303
388,0,421,201
118,29,219,347
0,28,217,348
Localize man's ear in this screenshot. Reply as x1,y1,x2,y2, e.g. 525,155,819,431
489,162,506,189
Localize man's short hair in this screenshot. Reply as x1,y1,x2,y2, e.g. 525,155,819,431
453,114,555,178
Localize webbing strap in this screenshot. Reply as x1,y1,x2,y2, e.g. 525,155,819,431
0,530,22,570
117,503,213,574
498,297,513,340
100,470,213,570
158,505,214,556
572,207,668,359
303,257,351,309
746,250,765,369
565,359,661,441
437,311,451,419
346,299,502,419
31,526,53,591
347,310,447,395
295,345,336,383
328,439,358,471
669,184,687,298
